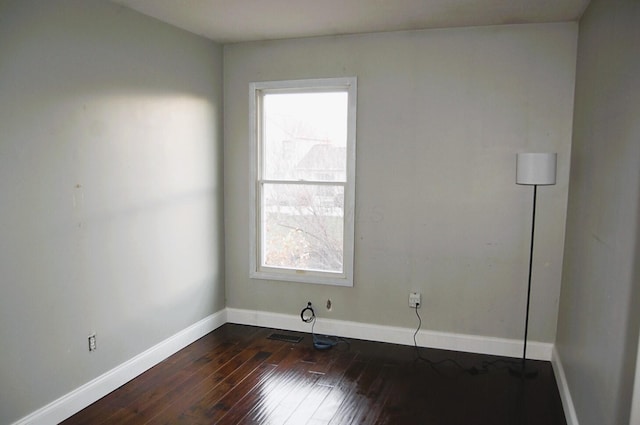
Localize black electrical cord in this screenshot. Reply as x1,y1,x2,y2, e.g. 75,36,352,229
412,304,469,376
411,304,520,376
479,358,519,372
301,302,315,323
300,302,349,351
413,305,523,376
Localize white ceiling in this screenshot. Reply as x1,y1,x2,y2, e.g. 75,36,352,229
111,0,590,44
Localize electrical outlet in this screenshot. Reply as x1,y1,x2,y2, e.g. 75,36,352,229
88,334,96,352
409,292,421,308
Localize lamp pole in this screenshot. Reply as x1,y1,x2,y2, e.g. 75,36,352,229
521,184,538,378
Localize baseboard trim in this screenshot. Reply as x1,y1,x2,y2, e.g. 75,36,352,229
12,310,227,425
551,346,580,425
226,308,553,361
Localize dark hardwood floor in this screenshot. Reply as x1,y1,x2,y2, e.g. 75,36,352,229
62,324,566,425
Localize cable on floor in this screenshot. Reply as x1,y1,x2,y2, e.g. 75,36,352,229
412,304,517,376
301,302,349,351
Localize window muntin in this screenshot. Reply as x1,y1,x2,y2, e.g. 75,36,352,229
250,78,356,286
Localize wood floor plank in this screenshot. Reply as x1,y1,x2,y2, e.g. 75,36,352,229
282,350,360,425
145,346,282,425
231,350,325,424
185,340,294,424
307,359,368,424
121,327,269,425
356,364,400,425
196,362,278,424
96,341,240,425
327,360,384,424
282,383,333,425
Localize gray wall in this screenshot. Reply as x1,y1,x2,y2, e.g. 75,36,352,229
224,24,577,342
556,0,640,424
0,1,224,423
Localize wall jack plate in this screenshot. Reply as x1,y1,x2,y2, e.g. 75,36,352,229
409,292,421,308
88,334,97,352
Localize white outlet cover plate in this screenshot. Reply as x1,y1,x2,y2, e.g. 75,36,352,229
409,292,421,308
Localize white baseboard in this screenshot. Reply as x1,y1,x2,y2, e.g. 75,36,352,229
226,307,553,361
12,310,227,425
551,346,580,425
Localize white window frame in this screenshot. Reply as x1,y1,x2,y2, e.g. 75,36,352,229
249,77,357,287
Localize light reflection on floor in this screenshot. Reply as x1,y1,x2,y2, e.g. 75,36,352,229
252,367,344,424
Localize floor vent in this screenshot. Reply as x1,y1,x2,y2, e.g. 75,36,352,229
267,333,304,343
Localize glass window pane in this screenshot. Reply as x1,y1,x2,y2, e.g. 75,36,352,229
262,183,344,273
263,92,348,182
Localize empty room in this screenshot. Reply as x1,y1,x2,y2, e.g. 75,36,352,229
1,0,639,424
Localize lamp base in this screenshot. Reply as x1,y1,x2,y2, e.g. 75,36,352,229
509,364,538,379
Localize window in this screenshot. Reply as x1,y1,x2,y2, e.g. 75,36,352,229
250,77,357,286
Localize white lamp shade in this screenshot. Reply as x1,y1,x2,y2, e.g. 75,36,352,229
516,153,557,185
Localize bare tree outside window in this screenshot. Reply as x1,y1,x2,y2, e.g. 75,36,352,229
250,78,356,286
262,92,347,273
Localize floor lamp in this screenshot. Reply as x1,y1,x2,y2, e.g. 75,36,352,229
511,152,557,379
